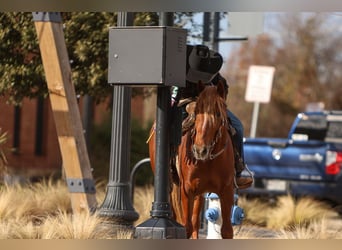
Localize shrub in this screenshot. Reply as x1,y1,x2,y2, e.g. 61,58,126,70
89,115,153,186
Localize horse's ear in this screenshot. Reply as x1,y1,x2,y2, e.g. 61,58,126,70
197,80,206,93
216,80,227,99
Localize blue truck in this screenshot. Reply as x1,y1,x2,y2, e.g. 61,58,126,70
241,110,342,209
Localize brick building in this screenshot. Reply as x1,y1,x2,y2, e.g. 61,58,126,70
0,91,156,181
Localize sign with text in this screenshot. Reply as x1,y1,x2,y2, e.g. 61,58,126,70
245,65,275,103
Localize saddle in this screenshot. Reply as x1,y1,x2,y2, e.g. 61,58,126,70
181,101,196,134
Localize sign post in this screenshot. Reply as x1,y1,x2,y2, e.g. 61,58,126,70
245,65,275,138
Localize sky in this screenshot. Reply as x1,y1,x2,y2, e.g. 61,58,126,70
185,12,274,61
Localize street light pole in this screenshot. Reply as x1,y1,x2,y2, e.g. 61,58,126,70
134,12,186,239
98,12,139,230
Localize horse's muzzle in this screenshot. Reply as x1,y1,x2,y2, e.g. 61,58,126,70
192,144,210,161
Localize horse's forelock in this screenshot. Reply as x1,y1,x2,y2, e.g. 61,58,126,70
196,85,227,119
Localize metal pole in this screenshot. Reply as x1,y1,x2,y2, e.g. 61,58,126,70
151,86,172,215
130,158,151,202
98,12,139,229
203,12,211,44
212,12,220,52
250,102,260,138
152,14,173,216
134,12,186,239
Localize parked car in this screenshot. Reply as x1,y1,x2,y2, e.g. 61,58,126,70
240,110,342,211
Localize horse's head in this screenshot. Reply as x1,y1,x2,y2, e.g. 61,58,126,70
191,80,228,161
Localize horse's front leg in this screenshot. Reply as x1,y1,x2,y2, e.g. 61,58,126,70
181,189,195,238
219,189,234,239
190,195,204,239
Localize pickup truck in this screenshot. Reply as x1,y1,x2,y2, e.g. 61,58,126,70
241,110,342,208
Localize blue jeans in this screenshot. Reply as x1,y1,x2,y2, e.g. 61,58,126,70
227,110,244,162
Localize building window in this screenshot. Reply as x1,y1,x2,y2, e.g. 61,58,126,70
35,97,45,156
13,105,21,154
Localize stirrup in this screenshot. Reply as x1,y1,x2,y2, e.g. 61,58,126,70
235,176,253,189
234,164,254,189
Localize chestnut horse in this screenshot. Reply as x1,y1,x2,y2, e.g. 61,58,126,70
148,81,235,239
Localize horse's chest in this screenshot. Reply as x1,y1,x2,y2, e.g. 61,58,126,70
190,162,226,177
187,164,228,191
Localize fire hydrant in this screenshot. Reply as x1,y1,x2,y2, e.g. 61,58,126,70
205,193,244,239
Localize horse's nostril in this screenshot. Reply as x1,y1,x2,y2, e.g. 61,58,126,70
192,145,198,154
193,145,208,160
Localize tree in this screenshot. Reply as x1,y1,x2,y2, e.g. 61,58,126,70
0,12,160,105
0,13,46,104
224,13,342,137
273,13,342,112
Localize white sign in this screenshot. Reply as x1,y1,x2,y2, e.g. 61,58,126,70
245,65,275,103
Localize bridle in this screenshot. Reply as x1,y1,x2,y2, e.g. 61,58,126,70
190,114,229,161
208,124,229,160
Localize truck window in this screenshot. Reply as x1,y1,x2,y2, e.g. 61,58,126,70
293,115,327,141
326,121,342,142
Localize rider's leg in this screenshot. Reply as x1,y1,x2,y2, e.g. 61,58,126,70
227,110,244,164
227,110,253,189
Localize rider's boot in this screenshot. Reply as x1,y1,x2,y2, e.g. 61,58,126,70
235,155,253,189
